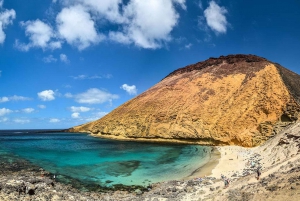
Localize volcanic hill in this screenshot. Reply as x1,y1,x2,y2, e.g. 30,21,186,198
70,54,300,147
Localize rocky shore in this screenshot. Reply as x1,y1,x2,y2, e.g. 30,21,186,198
1,122,300,200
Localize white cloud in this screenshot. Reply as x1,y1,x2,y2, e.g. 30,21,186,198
70,74,110,80
109,32,131,45
84,111,108,121
15,0,187,50
14,118,30,124
71,112,80,119
64,92,73,98
0,107,12,116
69,106,92,113
60,53,69,63
73,0,124,23
0,117,8,122
0,95,31,103
172,0,186,10
204,1,228,34
43,55,57,63
56,5,105,50
38,105,46,109
10,95,31,101
38,90,55,101
16,20,61,51
198,0,203,10
73,88,119,104
21,108,35,113
50,118,60,123
185,43,192,49
0,97,8,103
120,84,137,95
0,1,16,44
109,0,181,49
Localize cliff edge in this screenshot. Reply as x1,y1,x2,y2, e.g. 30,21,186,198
70,54,300,147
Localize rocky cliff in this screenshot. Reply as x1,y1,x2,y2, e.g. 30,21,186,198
70,54,300,147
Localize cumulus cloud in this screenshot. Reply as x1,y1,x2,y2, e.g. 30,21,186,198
21,108,35,113
60,53,69,63
173,0,186,10
0,107,12,116
16,19,61,51
73,0,124,23
38,105,46,109
69,106,92,113
120,84,137,95
204,1,228,34
109,0,181,49
0,1,16,44
0,95,31,103
43,55,57,63
49,118,60,123
17,0,187,50
72,88,119,104
37,90,55,101
56,5,104,50
71,112,80,119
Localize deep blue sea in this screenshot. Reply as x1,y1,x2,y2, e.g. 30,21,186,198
0,130,211,187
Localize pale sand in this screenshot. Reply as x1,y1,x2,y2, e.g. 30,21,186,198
184,145,253,181
210,146,252,178
184,148,221,180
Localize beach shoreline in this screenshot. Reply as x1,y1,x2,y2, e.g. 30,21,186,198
184,147,221,180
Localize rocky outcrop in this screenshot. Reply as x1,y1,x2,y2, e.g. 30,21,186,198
70,54,300,147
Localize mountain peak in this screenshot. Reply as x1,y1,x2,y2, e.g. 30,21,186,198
165,54,267,79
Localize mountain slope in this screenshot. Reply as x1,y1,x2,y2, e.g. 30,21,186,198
70,54,300,147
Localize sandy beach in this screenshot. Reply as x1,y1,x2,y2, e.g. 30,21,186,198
180,122,300,201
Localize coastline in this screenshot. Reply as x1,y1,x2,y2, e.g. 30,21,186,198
185,147,221,180
2,122,300,200
87,132,231,146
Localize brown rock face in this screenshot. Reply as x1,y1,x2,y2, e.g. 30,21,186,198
70,54,300,147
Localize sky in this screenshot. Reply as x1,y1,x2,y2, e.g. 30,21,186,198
0,0,300,129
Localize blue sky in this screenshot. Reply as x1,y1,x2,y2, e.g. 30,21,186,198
0,0,300,129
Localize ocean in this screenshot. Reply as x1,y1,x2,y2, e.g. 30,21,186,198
0,130,211,188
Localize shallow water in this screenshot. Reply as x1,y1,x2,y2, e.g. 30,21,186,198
0,131,211,187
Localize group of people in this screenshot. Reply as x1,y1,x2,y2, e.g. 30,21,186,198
221,174,230,188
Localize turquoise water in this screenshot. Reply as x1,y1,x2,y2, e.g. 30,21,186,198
0,131,211,187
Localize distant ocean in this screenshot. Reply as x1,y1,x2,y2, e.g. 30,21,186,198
0,130,211,187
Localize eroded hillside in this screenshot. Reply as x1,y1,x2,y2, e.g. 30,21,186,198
70,55,300,147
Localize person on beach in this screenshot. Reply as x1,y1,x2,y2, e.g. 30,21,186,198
223,177,229,188
256,167,261,180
